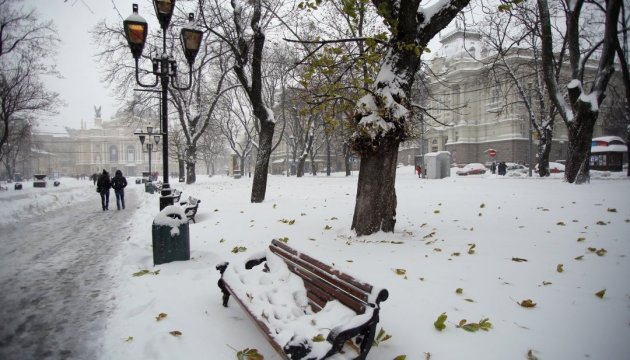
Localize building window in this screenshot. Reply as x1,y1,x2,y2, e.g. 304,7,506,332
109,145,118,162
127,146,136,162
431,139,438,152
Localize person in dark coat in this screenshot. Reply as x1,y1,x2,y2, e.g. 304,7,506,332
96,170,111,210
111,170,128,210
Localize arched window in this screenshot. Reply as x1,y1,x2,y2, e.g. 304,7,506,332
109,145,118,162
127,146,136,162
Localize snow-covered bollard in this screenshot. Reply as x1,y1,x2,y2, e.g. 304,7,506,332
151,205,190,265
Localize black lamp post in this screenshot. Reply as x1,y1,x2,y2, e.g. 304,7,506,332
135,126,161,181
123,1,203,205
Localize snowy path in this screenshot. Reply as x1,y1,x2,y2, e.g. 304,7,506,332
0,188,139,360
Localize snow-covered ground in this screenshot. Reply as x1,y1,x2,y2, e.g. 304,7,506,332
1,168,629,359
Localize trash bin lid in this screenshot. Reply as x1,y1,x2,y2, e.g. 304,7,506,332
154,205,187,226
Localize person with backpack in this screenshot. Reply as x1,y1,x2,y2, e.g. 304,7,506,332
111,170,128,210
96,170,111,211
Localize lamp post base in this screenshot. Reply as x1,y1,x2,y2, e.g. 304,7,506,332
159,183,174,210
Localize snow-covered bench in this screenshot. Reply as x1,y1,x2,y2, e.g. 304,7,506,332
216,239,389,360
179,196,200,223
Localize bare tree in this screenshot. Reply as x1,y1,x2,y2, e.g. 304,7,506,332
473,1,564,176
537,0,622,183
199,0,286,202
218,88,256,176
0,0,60,164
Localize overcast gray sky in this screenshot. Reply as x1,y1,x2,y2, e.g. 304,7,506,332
25,0,129,134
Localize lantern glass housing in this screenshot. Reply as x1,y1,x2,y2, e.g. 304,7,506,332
123,4,148,59
153,0,175,29
180,13,203,65
154,135,161,145
139,134,146,146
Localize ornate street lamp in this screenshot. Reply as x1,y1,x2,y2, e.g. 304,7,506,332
123,1,203,208
136,126,161,182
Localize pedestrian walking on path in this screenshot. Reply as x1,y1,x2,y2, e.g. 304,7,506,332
96,170,111,211
111,170,127,210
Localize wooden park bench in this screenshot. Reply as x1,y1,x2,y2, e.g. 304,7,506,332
180,196,200,223
171,188,182,203
216,239,389,360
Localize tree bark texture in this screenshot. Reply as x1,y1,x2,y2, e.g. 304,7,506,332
351,139,399,236
251,122,274,202
565,110,597,183
537,127,553,177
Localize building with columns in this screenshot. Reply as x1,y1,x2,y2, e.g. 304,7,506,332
67,110,162,178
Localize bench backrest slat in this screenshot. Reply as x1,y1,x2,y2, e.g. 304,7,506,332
271,240,373,294
270,240,372,314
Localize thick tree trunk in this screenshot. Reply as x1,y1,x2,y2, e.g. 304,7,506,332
185,147,197,184
251,122,274,202
537,127,553,177
565,111,597,184
352,140,399,235
186,161,196,184
296,157,305,177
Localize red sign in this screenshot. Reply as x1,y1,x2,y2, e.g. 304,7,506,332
488,150,497,157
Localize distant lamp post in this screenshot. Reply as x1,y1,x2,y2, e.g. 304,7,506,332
123,1,203,207
136,126,161,181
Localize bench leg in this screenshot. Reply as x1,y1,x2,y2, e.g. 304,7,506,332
216,263,230,307
217,278,230,307
356,321,378,360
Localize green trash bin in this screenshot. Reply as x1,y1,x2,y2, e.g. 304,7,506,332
145,181,155,194
152,206,190,265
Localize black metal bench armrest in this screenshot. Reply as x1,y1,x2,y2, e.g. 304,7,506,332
324,304,381,360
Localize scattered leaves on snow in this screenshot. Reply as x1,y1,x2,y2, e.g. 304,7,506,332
231,246,247,253
132,269,160,277
527,349,539,360
155,313,167,321
519,299,537,308
512,257,528,262
595,289,606,299
457,318,492,332
557,264,564,273
434,313,447,331
169,330,182,337
236,347,264,360
373,328,392,346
